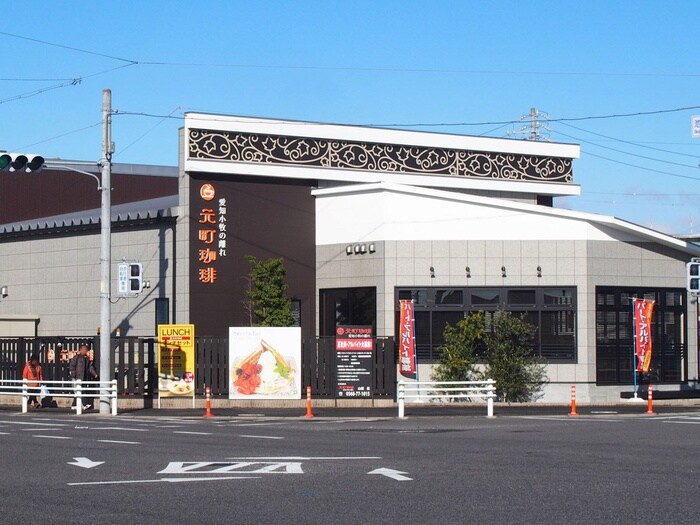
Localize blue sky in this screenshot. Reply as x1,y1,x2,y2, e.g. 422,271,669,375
2,1,700,234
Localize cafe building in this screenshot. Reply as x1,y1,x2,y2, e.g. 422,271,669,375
1,113,698,403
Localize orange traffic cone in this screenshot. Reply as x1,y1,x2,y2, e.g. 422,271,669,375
204,386,213,418
305,385,314,418
568,385,578,416
645,384,656,415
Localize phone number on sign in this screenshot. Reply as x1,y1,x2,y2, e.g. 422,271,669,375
339,391,371,397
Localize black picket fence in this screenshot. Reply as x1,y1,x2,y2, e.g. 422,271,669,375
0,336,397,399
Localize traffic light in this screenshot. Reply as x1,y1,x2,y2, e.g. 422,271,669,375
129,263,143,294
687,261,700,293
0,152,44,172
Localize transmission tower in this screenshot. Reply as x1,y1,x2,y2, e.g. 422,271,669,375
507,107,551,141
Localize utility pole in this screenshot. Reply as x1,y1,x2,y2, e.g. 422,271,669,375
99,88,112,415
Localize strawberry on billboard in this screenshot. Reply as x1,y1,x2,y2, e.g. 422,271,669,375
336,325,374,398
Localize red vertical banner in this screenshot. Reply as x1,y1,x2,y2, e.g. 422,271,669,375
633,298,655,373
399,300,417,379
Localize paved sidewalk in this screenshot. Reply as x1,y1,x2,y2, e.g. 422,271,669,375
2,400,699,418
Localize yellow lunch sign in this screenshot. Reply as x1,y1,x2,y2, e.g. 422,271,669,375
157,324,196,404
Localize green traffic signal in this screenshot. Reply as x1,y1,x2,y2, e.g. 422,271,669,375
0,152,44,172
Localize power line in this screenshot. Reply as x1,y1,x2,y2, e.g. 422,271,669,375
550,128,700,170
0,64,135,105
113,103,700,129
13,122,102,151
558,121,700,159
587,191,700,196
582,151,700,181
0,31,137,64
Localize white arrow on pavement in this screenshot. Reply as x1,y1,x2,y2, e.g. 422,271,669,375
367,468,413,481
68,457,104,469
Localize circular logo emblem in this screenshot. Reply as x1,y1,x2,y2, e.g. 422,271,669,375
200,183,216,201
336,327,345,336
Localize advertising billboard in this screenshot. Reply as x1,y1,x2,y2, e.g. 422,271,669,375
229,327,301,399
336,325,373,398
158,324,196,404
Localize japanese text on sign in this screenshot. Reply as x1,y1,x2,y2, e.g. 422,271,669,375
196,184,227,284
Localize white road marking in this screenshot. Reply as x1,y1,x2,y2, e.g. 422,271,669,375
155,425,183,428
518,416,623,422
68,476,260,486
159,461,303,474
368,468,413,481
173,431,212,435
226,456,382,461
0,420,67,427
0,432,10,435
20,428,63,431
662,420,700,425
33,435,71,440
239,435,284,440
97,439,140,445
68,457,104,469
231,422,286,427
86,427,148,432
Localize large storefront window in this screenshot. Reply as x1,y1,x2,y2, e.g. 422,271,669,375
395,286,577,363
319,287,377,337
595,287,687,385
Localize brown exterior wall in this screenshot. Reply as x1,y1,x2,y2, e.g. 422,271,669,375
189,174,316,338
0,168,177,224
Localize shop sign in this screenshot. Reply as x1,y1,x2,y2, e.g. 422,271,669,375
196,183,227,285
335,326,373,398
229,327,301,399
158,324,196,400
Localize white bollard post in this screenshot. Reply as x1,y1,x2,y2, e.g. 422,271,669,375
111,379,118,416
21,379,28,413
487,380,495,418
76,380,82,415
398,381,405,418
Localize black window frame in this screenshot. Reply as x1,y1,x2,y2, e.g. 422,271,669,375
595,286,687,386
395,286,577,363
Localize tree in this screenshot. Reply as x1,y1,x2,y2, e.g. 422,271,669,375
432,312,486,382
244,255,294,327
481,310,547,403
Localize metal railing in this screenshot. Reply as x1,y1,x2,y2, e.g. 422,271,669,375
397,380,496,418
0,379,118,415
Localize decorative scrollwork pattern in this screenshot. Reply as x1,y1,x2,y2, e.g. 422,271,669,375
188,129,572,183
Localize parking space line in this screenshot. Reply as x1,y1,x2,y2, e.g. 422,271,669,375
97,439,140,445
33,435,71,440
239,435,284,440
173,431,212,435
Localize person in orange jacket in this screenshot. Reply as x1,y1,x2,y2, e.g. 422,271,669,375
22,354,43,409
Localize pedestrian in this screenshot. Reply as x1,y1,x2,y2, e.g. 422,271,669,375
22,354,43,409
69,344,98,411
